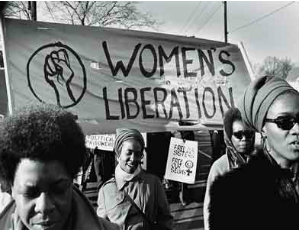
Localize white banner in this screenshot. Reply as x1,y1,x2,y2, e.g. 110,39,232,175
164,137,198,184
3,19,251,133
85,134,115,151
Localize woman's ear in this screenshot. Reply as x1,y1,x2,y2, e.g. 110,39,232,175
261,125,267,137
260,127,267,147
116,154,120,162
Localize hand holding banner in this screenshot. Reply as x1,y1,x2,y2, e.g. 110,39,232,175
164,137,198,184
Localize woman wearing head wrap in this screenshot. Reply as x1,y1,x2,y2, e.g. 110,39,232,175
203,107,255,230
97,128,173,230
223,108,255,168
209,76,299,230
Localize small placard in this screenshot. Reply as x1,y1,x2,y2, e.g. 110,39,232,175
164,137,198,184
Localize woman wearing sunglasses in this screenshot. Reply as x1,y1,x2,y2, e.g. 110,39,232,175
208,76,299,230
203,107,255,230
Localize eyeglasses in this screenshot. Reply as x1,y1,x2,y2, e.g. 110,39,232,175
232,130,255,140
265,114,299,130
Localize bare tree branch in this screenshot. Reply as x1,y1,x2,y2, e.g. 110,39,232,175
4,1,161,32
4,1,31,20
43,1,160,29
257,56,294,79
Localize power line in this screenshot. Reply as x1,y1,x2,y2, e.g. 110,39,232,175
229,1,295,34
194,2,222,34
184,1,210,34
192,2,218,34
180,2,202,33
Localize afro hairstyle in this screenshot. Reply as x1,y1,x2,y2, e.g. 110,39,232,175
0,104,86,186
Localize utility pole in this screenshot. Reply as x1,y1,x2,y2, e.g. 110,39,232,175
224,1,228,43
28,1,37,21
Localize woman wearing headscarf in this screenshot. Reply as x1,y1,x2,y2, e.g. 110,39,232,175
203,107,255,230
209,76,299,230
97,128,173,230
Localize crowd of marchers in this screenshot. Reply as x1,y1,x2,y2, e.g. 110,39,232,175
0,75,298,230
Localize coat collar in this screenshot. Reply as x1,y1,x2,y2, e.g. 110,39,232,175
0,186,117,230
115,164,142,190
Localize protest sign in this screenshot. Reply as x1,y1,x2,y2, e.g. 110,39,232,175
164,137,198,184
85,134,115,151
2,18,251,133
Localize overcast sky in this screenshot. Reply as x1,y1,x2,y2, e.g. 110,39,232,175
137,1,299,66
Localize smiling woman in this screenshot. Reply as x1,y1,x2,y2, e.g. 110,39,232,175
97,128,174,230
0,104,117,230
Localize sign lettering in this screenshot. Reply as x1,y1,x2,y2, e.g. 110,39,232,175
3,19,251,133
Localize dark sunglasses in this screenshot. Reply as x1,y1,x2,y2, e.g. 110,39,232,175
265,114,299,130
232,130,255,140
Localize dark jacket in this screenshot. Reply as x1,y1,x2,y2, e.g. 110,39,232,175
0,186,118,230
208,150,299,230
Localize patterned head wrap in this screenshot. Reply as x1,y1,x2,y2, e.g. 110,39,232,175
114,128,145,156
240,76,297,133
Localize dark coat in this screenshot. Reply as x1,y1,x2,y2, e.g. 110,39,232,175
208,150,299,230
0,186,118,230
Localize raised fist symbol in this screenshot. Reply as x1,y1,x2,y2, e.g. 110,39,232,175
44,49,76,106
27,42,86,108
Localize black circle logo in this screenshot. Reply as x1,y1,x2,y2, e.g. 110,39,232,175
27,42,86,108
185,160,194,169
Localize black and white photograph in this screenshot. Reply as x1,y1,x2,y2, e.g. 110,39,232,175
0,1,298,230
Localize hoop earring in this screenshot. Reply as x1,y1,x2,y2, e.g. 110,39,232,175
261,133,273,156
260,133,267,145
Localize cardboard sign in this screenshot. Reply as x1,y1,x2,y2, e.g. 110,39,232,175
85,134,115,151
164,137,198,184
2,18,251,133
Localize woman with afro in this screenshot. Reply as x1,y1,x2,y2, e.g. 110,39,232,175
0,104,117,230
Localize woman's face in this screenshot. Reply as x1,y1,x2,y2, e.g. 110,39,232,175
263,92,299,168
11,159,73,230
117,139,143,174
231,120,254,154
